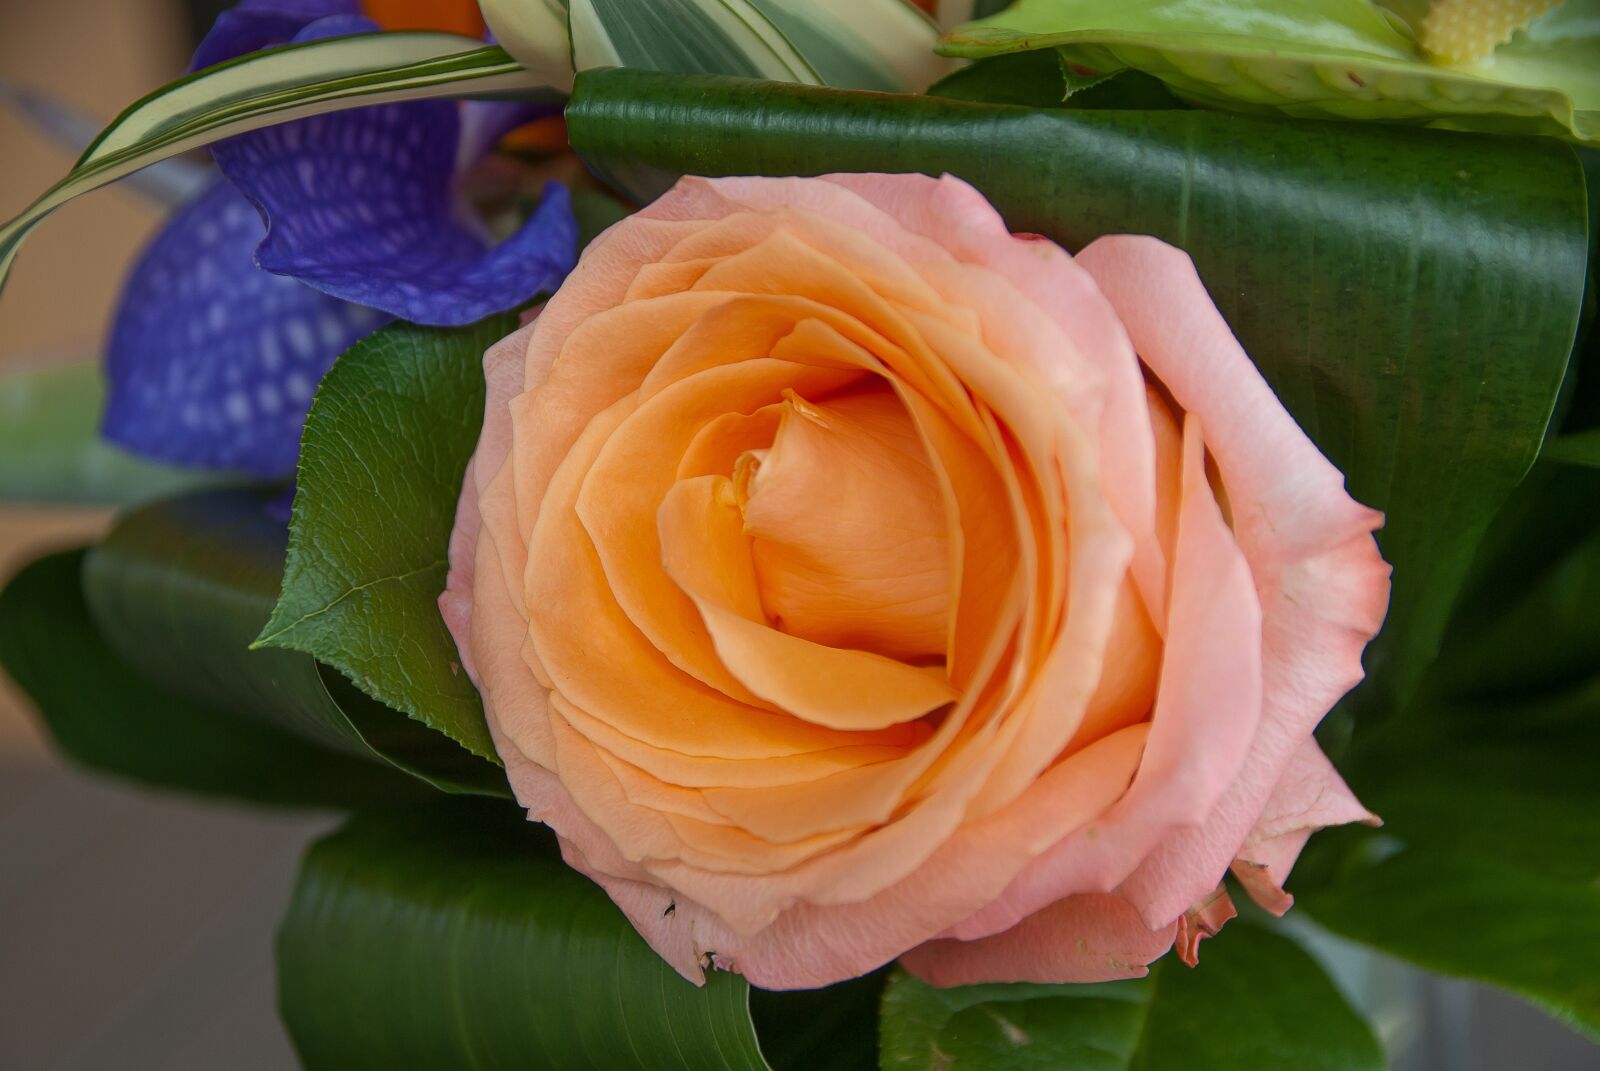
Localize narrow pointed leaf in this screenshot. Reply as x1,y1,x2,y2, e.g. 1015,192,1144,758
566,68,1590,715
0,549,426,807
485,0,950,92
84,488,507,796
0,81,213,207
0,32,541,300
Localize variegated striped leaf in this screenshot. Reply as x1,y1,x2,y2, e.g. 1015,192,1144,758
484,0,953,93
479,0,577,91
0,32,543,301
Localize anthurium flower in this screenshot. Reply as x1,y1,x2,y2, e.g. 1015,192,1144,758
440,173,1392,989
103,0,577,477
941,0,1599,145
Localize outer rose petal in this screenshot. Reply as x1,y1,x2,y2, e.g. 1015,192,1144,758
900,893,1177,987
1075,235,1390,929
942,413,1263,946
1230,739,1379,916
440,316,540,685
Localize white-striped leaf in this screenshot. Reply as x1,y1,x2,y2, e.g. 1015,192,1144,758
486,0,952,93
479,0,576,92
0,32,543,301
0,82,213,208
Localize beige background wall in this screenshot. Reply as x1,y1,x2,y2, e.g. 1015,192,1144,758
0,0,187,756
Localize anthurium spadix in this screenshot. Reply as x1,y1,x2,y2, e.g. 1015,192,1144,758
479,0,956,93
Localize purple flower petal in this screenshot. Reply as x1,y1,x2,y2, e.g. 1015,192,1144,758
189,0,360,72
104,178,388,477
212,100,578,325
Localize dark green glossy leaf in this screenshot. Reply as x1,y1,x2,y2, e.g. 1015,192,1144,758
257,317,516,765
1298,845,1600,1041
566,68,1591,715
879,922,1383,1070
928,50,1185,110
1436,521,1600,700
0,360,220,505
278,801,880,1070
1543,427,1600,468
86,488,506,796
0,548,421,807
1295,463,1600,1036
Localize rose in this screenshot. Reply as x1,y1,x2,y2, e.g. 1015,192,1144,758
440,173,1390,989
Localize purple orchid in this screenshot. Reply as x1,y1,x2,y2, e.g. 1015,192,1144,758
103,0,577,478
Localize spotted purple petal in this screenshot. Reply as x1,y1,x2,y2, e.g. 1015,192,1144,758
189,0,360,72
212,103,578,325
104,178,388,477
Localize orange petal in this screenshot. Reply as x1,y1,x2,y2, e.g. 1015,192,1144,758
575,357,860,704
526,391,911,763
661,475,959,731
740,387,952,661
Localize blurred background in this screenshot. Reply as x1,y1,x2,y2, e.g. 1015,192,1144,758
0,4,332,1068
0,2,1595,1068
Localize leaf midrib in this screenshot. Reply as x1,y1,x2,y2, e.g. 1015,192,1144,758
255,558,447,649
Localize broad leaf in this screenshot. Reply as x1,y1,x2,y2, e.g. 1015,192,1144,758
257,317,515,764
0,549,424,807
85,488,507,796
1293,465,1600,1038
482,0,951,94
1298,844,1600,1041
565,68,1591,714
0,360,220,505
941,0,1600,144
278,801,881,1070
879,923,1383,1070
0,32,542,299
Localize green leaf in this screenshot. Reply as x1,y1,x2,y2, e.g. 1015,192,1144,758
927,50,1186,110
256,317,515,765
941,0,1600,144
565,67,1591,714
479,0,575,91
484,0,950,93
1543,427,1600,467
85,488,507,796
1435,514,1600,700
1298,845,1600,1041
0,548,425,807
0,81,212,208
879,922,1383,1070
278,801,881,1070
0,359,221,505
1293,471,1600,1036
0,33,542,301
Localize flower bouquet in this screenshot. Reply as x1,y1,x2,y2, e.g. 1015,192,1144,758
0,0,1595,1067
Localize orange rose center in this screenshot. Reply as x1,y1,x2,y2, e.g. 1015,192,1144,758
736,384,951,663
